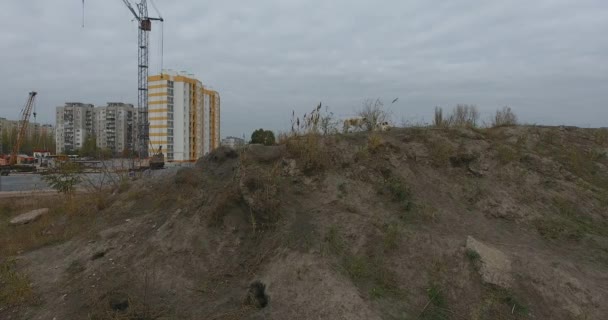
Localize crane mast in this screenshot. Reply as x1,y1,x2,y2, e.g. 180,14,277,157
120,0,163,158
10,92,37,166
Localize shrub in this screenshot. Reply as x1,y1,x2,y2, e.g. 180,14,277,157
42,162,82,194
250,129,276,145
432,105,480,128
358,98,390,131
428,139,454,167
492,106,518,127
433,107,446,128
367,134,383,153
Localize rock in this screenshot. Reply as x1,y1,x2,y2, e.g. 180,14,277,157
10,208,50,225
244,281,269,309
466,236,512,288
282,159,298,176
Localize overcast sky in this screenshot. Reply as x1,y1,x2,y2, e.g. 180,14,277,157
1,0,607,137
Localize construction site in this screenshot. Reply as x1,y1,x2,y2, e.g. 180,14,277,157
0,0,221,179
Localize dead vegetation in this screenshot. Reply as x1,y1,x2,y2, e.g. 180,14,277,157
2,104,608,319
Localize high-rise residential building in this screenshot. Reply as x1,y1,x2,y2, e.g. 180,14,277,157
148,70,220,162
55,102,95,154
94,103,136,154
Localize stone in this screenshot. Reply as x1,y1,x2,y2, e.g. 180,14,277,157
10,208,49,225
466,236,512,288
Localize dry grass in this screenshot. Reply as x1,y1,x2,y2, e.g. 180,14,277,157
428,138,455,167
496,144,518,164
433,105,480,128
286,134,330,173
492,107,518,127
367,133,383,153
0,194,108,257
0,258,34,309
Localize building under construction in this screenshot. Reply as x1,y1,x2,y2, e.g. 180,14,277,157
148,70,220,162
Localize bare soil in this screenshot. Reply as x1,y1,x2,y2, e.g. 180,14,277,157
1,125,608,319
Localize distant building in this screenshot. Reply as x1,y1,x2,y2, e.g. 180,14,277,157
148,70,221,162
0,117,54,155
94,103,136,154
221,136,245,149
55,102,95,154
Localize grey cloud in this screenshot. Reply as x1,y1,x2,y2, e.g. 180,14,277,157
1,0,607,138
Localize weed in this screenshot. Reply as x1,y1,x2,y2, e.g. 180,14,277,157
534,218,585,241
492,106,518,127
324,226,345,254
337,182,347,198
495,287,529,316
420,282,449,320
496,144,518,164
386,177,411,203
367,134,383,153
286,134,329,173
354,145,370,162
0,195,103,257
358,98,391,131
207,186,239,226
343,255,370,280
466,249,481,262
41,161,82,195
535,197,607,240
592,128,608,146
383,224,401,251
0,258,34,308
428,139,454,167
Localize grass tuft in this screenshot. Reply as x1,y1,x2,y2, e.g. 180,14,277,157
0,258,34,308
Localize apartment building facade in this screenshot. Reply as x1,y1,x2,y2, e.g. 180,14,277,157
148,71,221,162
94,103,136,154
55,103,95,154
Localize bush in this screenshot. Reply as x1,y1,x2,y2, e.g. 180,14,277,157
492,106,518,127
433,105,480,128
250,129,275,145
448,104,479,128
42,162,82,194
358,98,390,131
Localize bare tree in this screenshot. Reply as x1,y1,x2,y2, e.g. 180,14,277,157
448,104,479,127
433,107,446,127
492,106,518,127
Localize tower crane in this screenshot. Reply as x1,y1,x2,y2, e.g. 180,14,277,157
10,92,37,166
82,0,164,158
120,0,164,158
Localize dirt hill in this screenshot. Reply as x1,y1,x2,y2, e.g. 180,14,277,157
1,125,608,319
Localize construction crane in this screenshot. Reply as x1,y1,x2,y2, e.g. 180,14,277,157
82,0,164,158
120,0,164,158
10,92,37,166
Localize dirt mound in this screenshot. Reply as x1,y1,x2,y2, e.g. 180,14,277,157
3,126,608,319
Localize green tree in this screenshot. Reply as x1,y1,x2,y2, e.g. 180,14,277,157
251,129,276,146
79,136,99,158
42,162,82,195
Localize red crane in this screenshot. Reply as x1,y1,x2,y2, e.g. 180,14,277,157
10,92,37,166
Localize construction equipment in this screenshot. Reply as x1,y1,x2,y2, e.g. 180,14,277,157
9,92,37,166
120,0,164,158
149,144,165,169
82,0,164,158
